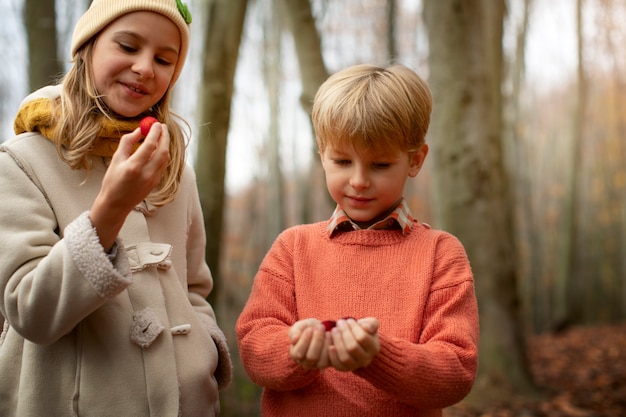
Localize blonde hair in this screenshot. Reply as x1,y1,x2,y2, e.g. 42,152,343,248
53,42,188,207
312,64,432,154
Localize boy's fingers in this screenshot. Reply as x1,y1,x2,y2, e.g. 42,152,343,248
331,320,379,368
357,317,380,334
328,346,349,372
315,333,332,368
288,328,301,344
304,324,326,361
289,319,321,343
290,327,313,362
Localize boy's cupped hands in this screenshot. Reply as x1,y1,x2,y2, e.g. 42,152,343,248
288,317,380,372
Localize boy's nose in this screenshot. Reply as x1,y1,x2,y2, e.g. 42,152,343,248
349,168,370,189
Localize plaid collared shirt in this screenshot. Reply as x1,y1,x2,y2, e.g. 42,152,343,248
326,198,416,237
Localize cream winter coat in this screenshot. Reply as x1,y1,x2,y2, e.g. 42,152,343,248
0,92,232,416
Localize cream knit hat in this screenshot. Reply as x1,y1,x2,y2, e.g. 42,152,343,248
70,0,192,84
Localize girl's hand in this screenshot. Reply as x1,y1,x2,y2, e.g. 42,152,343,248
89,123,171,251
288,319,330,370
328,317,380,372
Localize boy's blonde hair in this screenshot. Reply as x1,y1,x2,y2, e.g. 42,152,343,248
54,42,188,207
312,64,432,154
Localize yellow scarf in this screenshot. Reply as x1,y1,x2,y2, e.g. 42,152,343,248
13,96,143,157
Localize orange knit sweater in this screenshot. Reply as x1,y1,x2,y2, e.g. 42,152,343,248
236,220,479,417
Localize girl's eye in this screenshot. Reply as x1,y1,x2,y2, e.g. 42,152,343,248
119,43,137,53
118,42,174,66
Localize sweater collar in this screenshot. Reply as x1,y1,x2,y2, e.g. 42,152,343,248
327,198,416,237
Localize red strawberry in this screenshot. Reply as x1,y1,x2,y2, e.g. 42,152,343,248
140,116,159,137
321,320,336,331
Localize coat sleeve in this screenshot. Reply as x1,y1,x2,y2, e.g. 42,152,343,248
0,149,132,345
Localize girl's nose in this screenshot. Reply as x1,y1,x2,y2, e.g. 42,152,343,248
132,53,155,79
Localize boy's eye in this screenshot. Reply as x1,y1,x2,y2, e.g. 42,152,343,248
372,162,391,169
155,57,174,66
333,159,351,165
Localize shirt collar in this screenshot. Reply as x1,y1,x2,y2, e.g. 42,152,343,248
326,198,416,237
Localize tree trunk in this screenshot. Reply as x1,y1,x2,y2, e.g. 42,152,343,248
261,1,286,247
423,0,536,406
24,0,62,91
195,0,248,307
505,0,540,330
385,0,398,62
282,0,331,224
556,0,586,326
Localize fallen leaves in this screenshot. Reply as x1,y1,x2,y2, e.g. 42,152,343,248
444,322,626,417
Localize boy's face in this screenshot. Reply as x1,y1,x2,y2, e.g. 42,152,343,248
320,142,428,227
91,12,180,118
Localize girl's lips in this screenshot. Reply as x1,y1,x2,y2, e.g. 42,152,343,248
122,82,147,98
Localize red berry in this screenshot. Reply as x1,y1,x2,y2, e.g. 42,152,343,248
321,320,336,331
140,116,159,137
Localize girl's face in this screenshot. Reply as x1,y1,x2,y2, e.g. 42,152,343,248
91,12,181,118
321,142,428,228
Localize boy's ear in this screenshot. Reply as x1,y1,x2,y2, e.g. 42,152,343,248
318,148,325,163
408,144,428,177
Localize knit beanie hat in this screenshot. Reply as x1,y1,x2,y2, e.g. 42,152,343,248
70,0,192,84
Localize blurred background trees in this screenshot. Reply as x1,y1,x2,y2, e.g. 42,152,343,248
7,0,626,414
424,0,535,404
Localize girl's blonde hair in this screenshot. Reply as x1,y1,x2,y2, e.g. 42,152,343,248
54,42,188,207
312,64,432,154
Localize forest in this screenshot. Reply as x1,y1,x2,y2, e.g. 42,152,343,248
2,0,625,416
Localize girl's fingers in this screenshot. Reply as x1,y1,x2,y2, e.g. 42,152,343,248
114,128,143,159
138,124,169,162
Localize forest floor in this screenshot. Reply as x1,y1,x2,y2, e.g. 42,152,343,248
444,322,626,417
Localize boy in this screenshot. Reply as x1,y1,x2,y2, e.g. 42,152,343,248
236,63,478,417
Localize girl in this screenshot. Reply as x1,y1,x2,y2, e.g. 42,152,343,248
0,1,231,416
